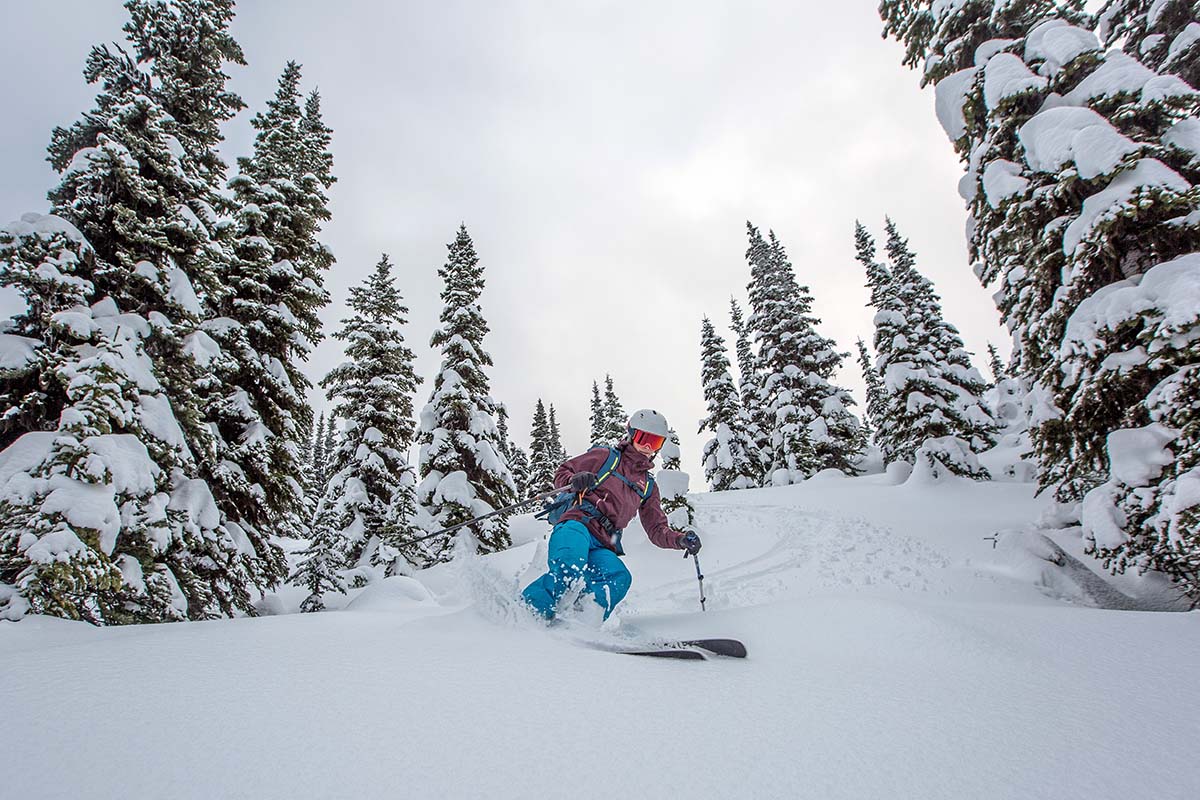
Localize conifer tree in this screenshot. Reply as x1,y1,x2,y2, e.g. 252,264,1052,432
729,298,769,482
601,375,627,444
323,413,338,475
881,0,1200,601
548,404,568,463
881,219,996,471
311,412,327,488
213,61,335,549
121,0,246,220
296,412,316,523
4,2,278,622
304,255,423,578
745,223,864,482
288,510,346,613
508,446,531,499
0,217,134,621
417,226,516,560
589,381,605,444
698,316,758,491
658,429,695,527
856,224,905,464
495,404,513,461
987,343,1007,385
855,220,893,309
526,399,557,492
856,338,886,444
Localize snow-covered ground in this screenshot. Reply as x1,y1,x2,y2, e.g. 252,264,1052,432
3,473,1198,799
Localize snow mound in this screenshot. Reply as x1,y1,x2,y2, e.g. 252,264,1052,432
345,576,438,612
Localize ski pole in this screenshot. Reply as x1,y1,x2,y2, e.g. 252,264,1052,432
688,552,707,611
396,487,562,548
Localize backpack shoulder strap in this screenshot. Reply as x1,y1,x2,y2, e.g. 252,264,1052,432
642,474,656,504
594,446,621,486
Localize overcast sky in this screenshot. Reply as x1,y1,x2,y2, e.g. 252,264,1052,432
0,0,1006,480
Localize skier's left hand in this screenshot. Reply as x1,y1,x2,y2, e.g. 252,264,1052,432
677,530,702,555
569,471,598,493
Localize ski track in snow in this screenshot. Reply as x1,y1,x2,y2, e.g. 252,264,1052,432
625,503,952,615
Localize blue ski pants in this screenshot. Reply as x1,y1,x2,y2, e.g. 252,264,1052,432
521,520,632,620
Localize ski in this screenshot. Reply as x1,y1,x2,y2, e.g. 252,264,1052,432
562,627,746,660
608,639,747,660
617,647,708,660
672,638,747,658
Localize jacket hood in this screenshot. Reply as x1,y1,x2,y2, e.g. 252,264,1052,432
618,441,656,471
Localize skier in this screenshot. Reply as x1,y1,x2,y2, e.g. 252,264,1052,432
521,409,702,621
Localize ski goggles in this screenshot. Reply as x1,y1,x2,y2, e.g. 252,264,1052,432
631,429,666,452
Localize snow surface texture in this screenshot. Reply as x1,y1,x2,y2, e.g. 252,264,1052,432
2,475,1196,799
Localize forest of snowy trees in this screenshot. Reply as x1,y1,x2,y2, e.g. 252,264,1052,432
881,0,1200,603
2,0,1199,623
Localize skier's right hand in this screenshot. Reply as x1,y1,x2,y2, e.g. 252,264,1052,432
569,471,598,493
677,530,702,555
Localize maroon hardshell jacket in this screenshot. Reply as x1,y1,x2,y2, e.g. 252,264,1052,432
554,443,684,554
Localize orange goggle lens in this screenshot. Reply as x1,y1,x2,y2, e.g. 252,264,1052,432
632,429,666,451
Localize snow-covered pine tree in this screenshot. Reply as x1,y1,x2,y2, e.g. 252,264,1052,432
881,0,1200,601
288,512,346,612
292,87,336,348
698,316,758,491
0,216,120,621
417,226,516,560
304,254,423,580
526,399,557,492
728,297,769,483
876,218,995,476
494,404,531,497
745,223,864,482
983,358,1033,477
296,411,316,524
18,4,278,621
658,429,695,528
602,375,627,444
214,62,335,550
548,404,568,463
856,338,886,444
855,222,904,463
323,414,338,476
855,220,893,309
987,343,1007,385
311,411,327,488
121,0,246,221
508,446,531,499
589,381,605,444
0,298,189,622
495,404,513,461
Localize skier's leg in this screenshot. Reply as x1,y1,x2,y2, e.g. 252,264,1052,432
520,520,591,619
584,540,632,619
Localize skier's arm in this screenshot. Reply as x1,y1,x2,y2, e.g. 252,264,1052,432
638,483,683,550
553,448,609,490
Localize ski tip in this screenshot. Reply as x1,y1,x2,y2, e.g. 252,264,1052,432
677,638,748,658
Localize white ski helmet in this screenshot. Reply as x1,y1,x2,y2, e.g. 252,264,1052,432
627,408,669,438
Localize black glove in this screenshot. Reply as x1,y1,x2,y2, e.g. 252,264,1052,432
569,471,597,493
677,530,702,555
